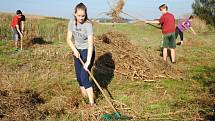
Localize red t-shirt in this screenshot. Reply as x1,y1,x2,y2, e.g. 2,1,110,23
159,12,175,34
11,15,19,28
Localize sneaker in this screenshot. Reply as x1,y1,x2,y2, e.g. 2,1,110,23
176,42,181,45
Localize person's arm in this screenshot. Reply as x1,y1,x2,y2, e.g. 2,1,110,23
181,21,187,28
21,21,25,33
84,34,93,69
84,23,94,70
182,22,197,35
15,25,23,38
189,27,197,35
144,20,160,24
66,30,79,58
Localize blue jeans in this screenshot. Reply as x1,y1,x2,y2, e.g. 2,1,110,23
74,49,95,89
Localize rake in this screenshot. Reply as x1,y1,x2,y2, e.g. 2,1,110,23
78,57,129,120
20,37,23,50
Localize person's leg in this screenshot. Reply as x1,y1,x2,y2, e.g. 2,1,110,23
87,51,95,105
15,40,18,49
80,49,95,105
74,55,87,97
163,48,168,61
86,87,94,105
179,30,184,44
170,48,176,62
175,27,179,40
80,86,87,97
15,33,20,50
12,28,19,50
169,33,176,63
163,34,169,62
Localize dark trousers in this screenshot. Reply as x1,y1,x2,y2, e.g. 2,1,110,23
175,27,184,41
74,49,95,89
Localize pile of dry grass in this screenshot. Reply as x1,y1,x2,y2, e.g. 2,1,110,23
94,31,180,81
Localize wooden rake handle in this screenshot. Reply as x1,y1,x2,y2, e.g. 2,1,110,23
20,38,23,50
78,57,117,112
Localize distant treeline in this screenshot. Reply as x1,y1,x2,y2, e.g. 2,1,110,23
92,18,133,23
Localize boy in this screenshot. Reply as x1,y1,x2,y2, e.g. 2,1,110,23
145,4,176,63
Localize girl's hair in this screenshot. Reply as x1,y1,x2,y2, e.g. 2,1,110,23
189,15,194,19
74,3,89,26
159,4,168,11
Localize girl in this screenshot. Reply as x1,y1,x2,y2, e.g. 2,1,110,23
67,3,95,106
175,15,196,45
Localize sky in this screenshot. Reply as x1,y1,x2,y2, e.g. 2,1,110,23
0,0,194,20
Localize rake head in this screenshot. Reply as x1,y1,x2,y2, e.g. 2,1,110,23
101,112,129,120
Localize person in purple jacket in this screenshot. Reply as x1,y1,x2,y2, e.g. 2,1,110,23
175,15,196,45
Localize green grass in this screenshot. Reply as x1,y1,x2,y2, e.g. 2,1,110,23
94,23,163,49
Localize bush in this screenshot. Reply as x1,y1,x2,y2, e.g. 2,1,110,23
192,17,209,33
192,0,215,26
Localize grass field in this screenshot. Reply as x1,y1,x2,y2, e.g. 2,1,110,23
0,13,214,120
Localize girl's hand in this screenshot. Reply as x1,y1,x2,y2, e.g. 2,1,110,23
73,49,80,58
83,61,90,71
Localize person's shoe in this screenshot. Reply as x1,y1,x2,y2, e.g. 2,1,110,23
176,42,181,45
180,41,184,45
171,61,176,64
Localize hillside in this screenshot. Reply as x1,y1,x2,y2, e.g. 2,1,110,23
0,13,215,120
